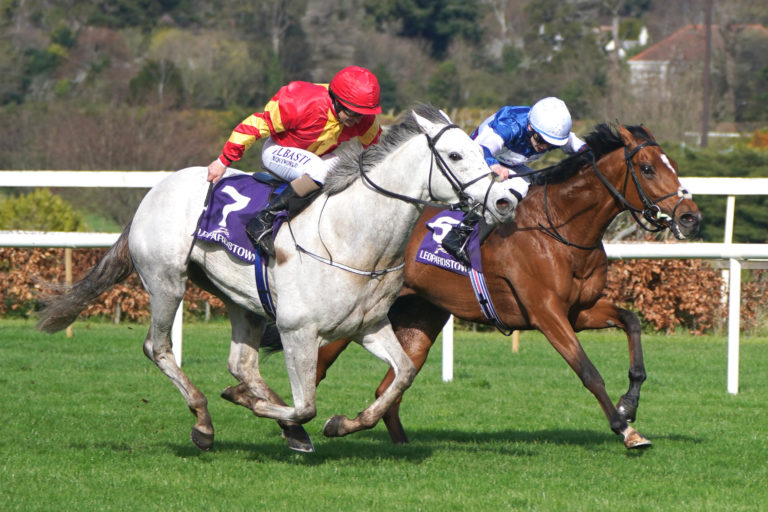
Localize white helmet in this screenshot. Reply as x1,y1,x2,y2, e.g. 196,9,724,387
528,97,572,146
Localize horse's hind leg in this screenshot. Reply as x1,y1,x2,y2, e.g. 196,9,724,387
219,306,315,453
373,295,451,443
141,278,214,450
574,298,646,423
323,319,417,438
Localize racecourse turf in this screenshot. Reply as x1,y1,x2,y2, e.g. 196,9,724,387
0,319,765,511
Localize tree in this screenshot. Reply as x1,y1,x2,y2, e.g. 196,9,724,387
426,60,461,108
143,28,266,108
728,27,768,122
128,59,184,107
519,0,609,117
365,0,481,59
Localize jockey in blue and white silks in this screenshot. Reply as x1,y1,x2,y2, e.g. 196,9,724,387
442,97,587,266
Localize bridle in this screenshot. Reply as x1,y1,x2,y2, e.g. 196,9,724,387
595,141,691,231
540,139,692,250
289,121,496,277
359,123,495,211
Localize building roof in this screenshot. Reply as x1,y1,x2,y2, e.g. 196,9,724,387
629,24,768,63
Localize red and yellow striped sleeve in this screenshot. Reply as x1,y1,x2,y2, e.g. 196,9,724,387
218,100,286,165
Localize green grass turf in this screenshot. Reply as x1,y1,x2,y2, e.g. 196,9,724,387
0,319,765,511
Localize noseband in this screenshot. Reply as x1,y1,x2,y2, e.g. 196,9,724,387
359,123,494,210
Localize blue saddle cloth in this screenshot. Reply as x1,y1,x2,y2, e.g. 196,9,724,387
415,210,483,275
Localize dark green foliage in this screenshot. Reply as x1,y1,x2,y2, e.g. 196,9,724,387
426,60,461,108
619,18,643,40
51,24,76,48
502,46,522,75
730,28,768,122
0,188,86,231
519,0,609,117
277,18,313,83
24,46,64,77
365,0,481,58
373,64,400,112
87,0,191,30
619,0,652,17
128,59,184,107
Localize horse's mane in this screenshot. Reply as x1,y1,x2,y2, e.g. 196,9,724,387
530,123,652,186
323,103,448,195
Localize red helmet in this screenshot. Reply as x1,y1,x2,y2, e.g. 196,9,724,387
329,66,382,115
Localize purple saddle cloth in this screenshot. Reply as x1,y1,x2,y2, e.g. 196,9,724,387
195,174,283,263
415,210,483,275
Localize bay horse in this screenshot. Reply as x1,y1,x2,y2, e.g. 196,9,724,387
36,104,520,453
270,123,702,449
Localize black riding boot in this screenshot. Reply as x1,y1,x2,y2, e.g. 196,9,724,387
246,181,318,258
441,211,482,267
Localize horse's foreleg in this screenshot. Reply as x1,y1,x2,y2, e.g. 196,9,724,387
536,309,651,449
221,308,315,453
323,320,417,438
373,325,439,444
574,299,646,423
316,339,354,384
256,337,354,452
229,327,319,425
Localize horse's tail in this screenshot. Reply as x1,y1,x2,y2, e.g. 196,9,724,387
36,222,135,334
260,324,285,355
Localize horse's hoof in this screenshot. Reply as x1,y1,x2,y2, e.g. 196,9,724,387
622,426,652,449
323,415,349,437
281,425,315,453
191,427,214,451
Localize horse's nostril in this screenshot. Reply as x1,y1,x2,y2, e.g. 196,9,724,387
496,198,511,212
680,213,697,226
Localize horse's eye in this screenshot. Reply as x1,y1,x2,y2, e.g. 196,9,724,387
448,152,462,161
641,163,654,176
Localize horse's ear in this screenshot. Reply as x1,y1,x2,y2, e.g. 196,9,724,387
438,109,452,123
413,112,441,136
617,124,636,148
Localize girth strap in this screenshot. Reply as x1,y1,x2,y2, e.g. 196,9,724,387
468,268,513,336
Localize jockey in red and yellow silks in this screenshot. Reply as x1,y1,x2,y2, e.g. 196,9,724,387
206,66,383,258
217,80,381,169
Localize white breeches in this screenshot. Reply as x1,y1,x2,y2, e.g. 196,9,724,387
261,138,338,184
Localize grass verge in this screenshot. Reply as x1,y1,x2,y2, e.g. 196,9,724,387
1,320,765,511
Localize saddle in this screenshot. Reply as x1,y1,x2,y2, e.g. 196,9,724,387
194,172,287,320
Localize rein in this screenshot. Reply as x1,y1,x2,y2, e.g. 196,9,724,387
287,121,493,279
358,123,494,210
538,140,691,250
